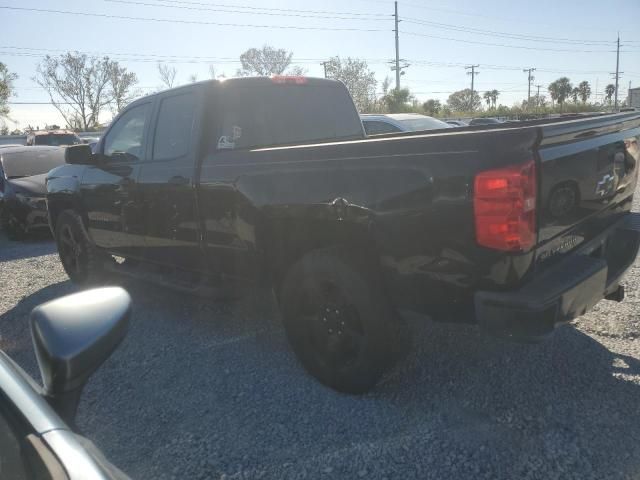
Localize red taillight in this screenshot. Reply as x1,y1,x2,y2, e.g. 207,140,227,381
271,75,308,85
474,160,537,252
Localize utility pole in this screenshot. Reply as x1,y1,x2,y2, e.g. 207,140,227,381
466,65,479,111
523,68,536,107
610,71,624,111
535,84,542,111
614,32,620,111
320,61,328,79
394,1,400,90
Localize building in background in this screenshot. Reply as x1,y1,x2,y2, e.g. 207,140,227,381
629,87,640,108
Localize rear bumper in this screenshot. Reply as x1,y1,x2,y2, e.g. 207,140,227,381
475,212,640,341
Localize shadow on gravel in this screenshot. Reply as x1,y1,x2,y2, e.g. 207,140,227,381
0,234,57,262
0,279,77,374
3,277,639,479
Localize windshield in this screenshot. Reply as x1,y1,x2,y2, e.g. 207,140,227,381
397,117,452,131
2,148,66,178
34,134,80,146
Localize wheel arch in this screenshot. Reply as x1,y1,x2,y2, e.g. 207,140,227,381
259,203,382,295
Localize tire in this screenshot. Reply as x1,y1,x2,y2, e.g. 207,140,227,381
54,210,107,284
280,249,397,394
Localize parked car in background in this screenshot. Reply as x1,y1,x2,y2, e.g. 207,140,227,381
0,287,131,479
468,117,504,126
0,144,26,149
26,129,82,147
445,120,468,127
0,146,65,239
47,77,640,393
361,113,451,135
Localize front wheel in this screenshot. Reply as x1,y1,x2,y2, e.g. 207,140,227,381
280,250,397,394
55,210,107,284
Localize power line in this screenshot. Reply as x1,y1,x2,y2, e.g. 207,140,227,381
401,30,618,53
401,17,616,46
129,0,391,17
104,0,392,21
0,5,388,32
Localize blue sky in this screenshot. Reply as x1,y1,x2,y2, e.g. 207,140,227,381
2,0,639,129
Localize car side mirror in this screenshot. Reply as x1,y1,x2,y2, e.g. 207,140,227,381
30,287,131,425
65,144,94,165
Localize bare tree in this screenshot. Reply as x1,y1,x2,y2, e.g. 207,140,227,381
239,45,294,76
188,73,198,83
34,52,118,130
324,57,377,112
208,65,217,79
0,62,18,119
108,63,139,114
158,63,177,89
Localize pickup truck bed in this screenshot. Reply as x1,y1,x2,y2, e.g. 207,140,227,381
46,77,640,392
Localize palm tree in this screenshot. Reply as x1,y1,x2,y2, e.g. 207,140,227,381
483,91,492,108
548,77,572,111
571,87,580,104
577,81,591,104
490,90,499,108
605,84,616,105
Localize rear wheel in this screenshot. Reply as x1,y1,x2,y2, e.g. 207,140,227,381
55,210,107,284
280,250,397,394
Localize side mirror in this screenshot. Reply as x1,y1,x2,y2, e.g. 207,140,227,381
65,144,94,165
30,287,131,425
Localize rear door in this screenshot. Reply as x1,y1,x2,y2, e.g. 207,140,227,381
138,86,202,270
535,114,640,264
81,101,152,258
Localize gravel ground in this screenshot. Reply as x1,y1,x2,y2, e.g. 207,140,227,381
1,198,639,480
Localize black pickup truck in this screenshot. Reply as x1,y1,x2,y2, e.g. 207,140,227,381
46,77,640,393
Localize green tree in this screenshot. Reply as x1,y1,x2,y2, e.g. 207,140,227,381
238,45,295,76
605,84,616,105
325,57,377,112
0,62,18,119
548,77,572,111
446,88,481,112
483,91,492,108
571,87,580,104
382,88,413,113
422,99,441,116
490,90,499,108
577,81,591,104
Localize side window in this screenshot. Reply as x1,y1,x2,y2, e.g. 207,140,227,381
363,121,401,135
152,92,196,161
103,103,150,162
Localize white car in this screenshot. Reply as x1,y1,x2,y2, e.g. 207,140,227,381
360,113,452,135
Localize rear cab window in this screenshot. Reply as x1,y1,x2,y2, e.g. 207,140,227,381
152,92,196,161
213,80,364,151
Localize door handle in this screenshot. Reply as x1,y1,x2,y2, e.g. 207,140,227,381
168,175,189,186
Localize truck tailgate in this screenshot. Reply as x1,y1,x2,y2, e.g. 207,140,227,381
534,113,640,267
